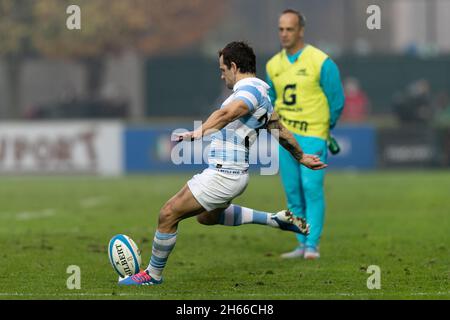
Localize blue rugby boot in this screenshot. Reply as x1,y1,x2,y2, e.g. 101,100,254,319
271,210,310,235
118,270,163,286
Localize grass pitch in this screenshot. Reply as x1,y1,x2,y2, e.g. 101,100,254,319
0,171,449,300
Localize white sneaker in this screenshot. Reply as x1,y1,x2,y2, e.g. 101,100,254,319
280,246,305,259
304,246,320,260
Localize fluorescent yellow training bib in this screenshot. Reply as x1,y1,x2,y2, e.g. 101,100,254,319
266,45,330,139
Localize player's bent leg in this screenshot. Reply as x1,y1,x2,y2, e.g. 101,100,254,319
196,206,274,227
196,204,310,235
119,184,205,286
196,209,223,225
158,184,206,233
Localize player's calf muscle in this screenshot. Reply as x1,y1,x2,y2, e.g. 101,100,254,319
158,203,179,232
196,211,220,225
196,214,212,225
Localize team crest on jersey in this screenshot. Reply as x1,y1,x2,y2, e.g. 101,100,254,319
296,68,308,76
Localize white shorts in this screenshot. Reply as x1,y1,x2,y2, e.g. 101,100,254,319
187,168,249,212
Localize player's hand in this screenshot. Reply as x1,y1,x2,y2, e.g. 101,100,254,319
174,129,202,142
300,154,328,170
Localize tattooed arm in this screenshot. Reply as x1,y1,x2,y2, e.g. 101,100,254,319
266,112,327,170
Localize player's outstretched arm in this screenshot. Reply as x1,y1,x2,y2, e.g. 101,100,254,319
176,100,250,141
267,112,327,170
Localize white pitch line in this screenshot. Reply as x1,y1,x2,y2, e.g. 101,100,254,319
15,209,55,221
79,196,109,209
0,291,449,297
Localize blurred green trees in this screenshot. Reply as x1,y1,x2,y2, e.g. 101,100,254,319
0,0,227,117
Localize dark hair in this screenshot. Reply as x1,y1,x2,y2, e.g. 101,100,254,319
218,41,256,74
281,9,306,28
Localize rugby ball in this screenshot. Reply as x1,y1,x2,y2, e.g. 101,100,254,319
108,234,142,278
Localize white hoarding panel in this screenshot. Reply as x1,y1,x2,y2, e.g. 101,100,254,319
0,121,123,176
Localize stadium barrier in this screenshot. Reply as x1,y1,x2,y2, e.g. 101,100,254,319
124,126,205,173
124,125,377,173
1,122,446,176
327,125,376,170
377,127,439,168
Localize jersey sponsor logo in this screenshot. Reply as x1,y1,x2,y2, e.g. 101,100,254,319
282,84,297,106
279,115,308,132
296,68,309,76
277,106,302,112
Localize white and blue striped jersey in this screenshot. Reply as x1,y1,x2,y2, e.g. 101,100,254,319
208,77,273,170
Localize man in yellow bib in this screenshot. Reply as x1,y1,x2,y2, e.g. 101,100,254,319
266,9,345,259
